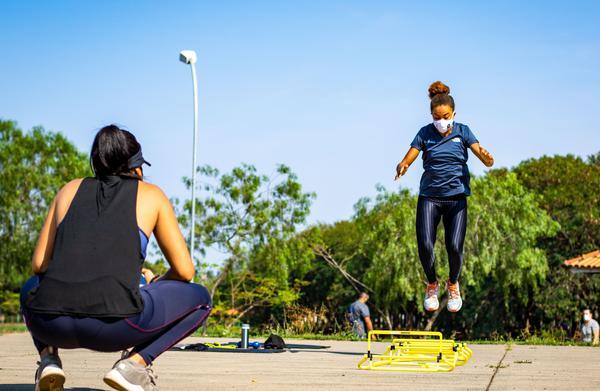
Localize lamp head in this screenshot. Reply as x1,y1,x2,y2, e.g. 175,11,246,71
179,50,197,65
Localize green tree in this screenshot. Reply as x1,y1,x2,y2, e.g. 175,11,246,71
301,172,558,337
177,163,315,327
513,153,600,335
296,221,369,332
353,188,421,329
513,153,599,257
0,120,91,291
453,170,559,337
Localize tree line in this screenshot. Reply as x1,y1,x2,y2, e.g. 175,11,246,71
1,120,598,339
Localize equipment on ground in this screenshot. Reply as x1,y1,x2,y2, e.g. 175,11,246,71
171,341,286,353
241,323,250,349
264,334,286,349
171,333,289,353
357,330,472,372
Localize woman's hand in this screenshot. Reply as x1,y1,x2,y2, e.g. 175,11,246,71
395,162,409,180
479,146,494,165
470,143,494,167
141,268,156,283
395,147,420,181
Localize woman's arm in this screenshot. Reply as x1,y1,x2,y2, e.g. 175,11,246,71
395,147,420,180
31,197,58,274
153,187,196,282
469,143,494,167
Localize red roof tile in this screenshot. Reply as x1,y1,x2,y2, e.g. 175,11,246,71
563,250,600,269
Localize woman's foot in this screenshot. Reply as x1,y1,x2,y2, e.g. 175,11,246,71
103,356,158,391
446,280,463,312
424,281,439,312
35,348,65,391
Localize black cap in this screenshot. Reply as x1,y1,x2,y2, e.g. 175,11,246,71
127,149,151,169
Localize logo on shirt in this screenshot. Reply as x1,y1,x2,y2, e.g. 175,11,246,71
452,138,461,143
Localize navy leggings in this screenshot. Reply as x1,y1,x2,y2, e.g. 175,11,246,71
20,276,212,364
416,195,467,284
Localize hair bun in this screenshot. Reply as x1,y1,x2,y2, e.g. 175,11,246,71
428,81,450,99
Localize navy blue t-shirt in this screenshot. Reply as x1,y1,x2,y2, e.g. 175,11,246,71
410,122,479,197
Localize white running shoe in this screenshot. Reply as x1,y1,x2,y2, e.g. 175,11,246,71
424,281,439,312
35,350,65,391
103,357,158,391
446,280,463,312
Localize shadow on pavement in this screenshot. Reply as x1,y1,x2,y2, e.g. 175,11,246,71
287,349,364,356
170,348,365,356
0,386,104,391
0,385,32,391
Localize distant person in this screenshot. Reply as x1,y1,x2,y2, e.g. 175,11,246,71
20,125,212,391
347,293,374,338
580,309,599,345
394,81,494,313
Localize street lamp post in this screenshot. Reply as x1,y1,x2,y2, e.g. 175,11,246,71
179,50,198,278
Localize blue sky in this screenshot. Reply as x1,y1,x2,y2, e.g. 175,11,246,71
1,0,599,230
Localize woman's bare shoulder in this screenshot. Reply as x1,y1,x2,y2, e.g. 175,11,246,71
53,178,86,224
56,178,85,201
138,180,170,204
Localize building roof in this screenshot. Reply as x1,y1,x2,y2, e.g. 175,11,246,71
563,250,600,272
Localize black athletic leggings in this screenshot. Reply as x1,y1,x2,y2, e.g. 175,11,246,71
20,276,212,364
416,194,467,284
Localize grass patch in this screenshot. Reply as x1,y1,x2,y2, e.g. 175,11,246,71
464,336,594,347
3,322,597,348
192,325,361,341
0,323,27,335
487,363,510,369
192,325,598,346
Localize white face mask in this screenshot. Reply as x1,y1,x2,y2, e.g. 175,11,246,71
584,314,591,321
433,118,454,133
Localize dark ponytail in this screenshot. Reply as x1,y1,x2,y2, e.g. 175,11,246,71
428,81,455,112
90,125,144,180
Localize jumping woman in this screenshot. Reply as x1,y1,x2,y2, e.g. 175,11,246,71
20,125,212,391
394,81,494,313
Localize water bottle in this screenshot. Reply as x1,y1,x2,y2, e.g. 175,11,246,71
241,324,250,349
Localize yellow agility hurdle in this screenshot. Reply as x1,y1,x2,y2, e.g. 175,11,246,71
357,330,473,372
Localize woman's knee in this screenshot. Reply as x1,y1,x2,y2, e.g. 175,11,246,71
143,280,211,307
446,240,463,258
187,283,212,308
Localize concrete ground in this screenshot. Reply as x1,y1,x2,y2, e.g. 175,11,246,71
0,333,598,390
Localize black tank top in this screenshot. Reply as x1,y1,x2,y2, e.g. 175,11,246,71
25,175,145,317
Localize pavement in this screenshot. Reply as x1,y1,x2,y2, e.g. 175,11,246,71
0,333,598,390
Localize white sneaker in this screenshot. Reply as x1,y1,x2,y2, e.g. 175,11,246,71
424,281,439,312
446,280,463,312
35,351,65,391
104,357,158,391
